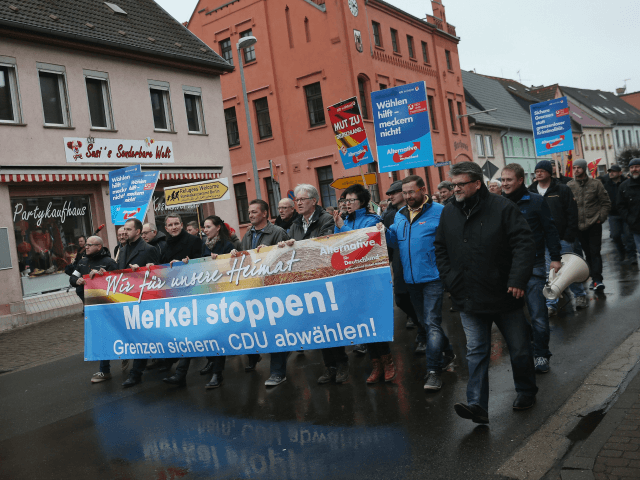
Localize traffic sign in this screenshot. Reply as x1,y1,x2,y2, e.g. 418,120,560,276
330,173,377,190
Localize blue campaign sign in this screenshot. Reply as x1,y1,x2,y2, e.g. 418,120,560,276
109,165,140,223
110,169,159,225
370,81,435,173
84,266,394,360
530,96,574,156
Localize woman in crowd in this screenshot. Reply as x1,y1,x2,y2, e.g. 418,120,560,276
201,216,235,258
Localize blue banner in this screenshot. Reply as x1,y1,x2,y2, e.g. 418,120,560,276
84,267,393,360
109,165,140,223
530,96,574,156
109,167,159,224
370,81,435,173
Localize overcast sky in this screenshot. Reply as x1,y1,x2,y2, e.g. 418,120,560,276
157,0,640,95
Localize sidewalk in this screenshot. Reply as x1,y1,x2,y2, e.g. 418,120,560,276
0,312,84,374
557,364,640,480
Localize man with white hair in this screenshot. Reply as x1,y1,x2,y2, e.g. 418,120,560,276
275,198,299,233
488,179,502,195
142,223,167,255
279,184,343,383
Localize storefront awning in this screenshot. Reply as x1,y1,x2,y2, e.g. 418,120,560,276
0,168,222,183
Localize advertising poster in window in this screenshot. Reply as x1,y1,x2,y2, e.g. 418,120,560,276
109,166,160,224
529,96,574,156
370,81,435,173
327,97,374,170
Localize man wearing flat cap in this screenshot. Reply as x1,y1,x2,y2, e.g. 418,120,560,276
617,158,640,261
603,165,637,264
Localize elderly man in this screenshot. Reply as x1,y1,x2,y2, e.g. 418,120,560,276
603,165,637,264
502,163,562,374
278,185,340,384
568,159,611,291
488,179,502,194
69,236,119,383
142,223,168,256
437,181,454,205
275,198,299,233
435,161,537,424
113,227,127,261
617,158,640,258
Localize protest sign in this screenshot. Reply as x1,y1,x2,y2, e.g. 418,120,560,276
370,81,435,173
330,173,377,190
164,178,230,208
327,97,374,170
109,165,140,223
109,166,160,224
84,227,393,360
530,96,574,156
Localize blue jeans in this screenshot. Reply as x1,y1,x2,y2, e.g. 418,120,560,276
635,234,640,254
609,216,637,258
525,264,551,358
460,309,538,412
407,280,452,372
546,240,587,309
99,360,110,374
270,352,290,377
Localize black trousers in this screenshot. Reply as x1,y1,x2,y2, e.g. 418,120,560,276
368,342,391,360
577,223,603,283
130,359,147,378
176,356,223,375
321,346,348,368
395,292,416,319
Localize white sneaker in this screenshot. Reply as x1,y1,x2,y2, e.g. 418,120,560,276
91,372,112,383
265,375,286,387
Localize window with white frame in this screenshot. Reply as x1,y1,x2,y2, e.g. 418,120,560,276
475,134,485,156
183,86,204,134
484,135,494,157
38,63,71,126
148,80,173,131
0,57,22,124
84,70,113,129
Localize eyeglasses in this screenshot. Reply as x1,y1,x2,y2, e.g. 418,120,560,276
452,180,477,189
85,243,100,247
402,190,420,196
344,199,359,204
294,197,312,203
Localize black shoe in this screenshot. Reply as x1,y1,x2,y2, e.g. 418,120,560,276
163,373,186,386
454,403,489,424
318,367,337,384
406,317,416,329
415,342,426,355
200,361,214,375
335,362,349,383
442,351,456,371
353,344,367,355
122,376,141,388
205,373,223,389
245,355,262,372
424,371,442,391
513,394,536,410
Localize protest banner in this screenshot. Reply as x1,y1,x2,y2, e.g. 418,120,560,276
370,81,435,173
83,227,393,360
164,178,230,208
327,97,374,170
109,166,160,224
530,96,574,156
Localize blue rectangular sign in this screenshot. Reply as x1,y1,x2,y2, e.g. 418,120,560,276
530,96,574,156
370,81,435,173
84,267,393,360
109,166,159,224
109,165,140,223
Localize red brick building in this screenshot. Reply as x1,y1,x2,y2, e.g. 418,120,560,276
188,0,470,231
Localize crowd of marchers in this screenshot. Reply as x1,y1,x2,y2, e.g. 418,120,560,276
67,157,640,425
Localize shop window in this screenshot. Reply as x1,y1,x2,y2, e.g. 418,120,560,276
240,30,256,63
151,193,203,235
428,95,437,130
390,29,399,53
220,38,233,66
254,97,272,139
148,80,173,131
84,72,113,130
445,50,452,70
457,101,465,133
234,183,250,224
224,106,240,147
265,177,278,218
317,166,336,207
358,76,369,120
183,86,205,134
12,196,92,296
0,60,22,123
304,82,325,127
448,99,456,132
475,134,484,157
372,22,381,47
421,41,429,63
406,35,415,58
38,64,71,126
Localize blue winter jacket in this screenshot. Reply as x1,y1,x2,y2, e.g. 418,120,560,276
386,199,444,284
334,207,381,233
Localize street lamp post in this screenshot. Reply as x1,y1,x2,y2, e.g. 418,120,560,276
236,35,261,199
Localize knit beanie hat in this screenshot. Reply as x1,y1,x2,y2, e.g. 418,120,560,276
573,159,588,170
535,160,552,175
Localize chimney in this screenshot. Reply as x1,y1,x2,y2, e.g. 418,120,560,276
431,1,446,23
616,86,626,95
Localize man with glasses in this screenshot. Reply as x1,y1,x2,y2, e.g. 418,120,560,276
275,198,299,233
434,162,537,424
141,223,167,256
113,227,127,262
278,185,341,384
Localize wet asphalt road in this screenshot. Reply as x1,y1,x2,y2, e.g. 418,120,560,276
1,237,639,480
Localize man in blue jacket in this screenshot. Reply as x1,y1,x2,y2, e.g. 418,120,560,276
380,175,454,391
502,164,562,374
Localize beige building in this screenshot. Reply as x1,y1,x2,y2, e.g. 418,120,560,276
0,0,235,329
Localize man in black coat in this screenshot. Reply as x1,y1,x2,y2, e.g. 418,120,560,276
617,158,640,259
603,165,637,263
142,223,168,257
159,214,206,386
117,218,160,388
529,160,589,313
275,198,300,233
434,161,537,424
551,160,572,184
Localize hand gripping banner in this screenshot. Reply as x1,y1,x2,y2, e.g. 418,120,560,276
84,227,393,361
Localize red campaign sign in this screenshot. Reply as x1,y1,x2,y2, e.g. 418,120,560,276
555,108,569,117
144,183,155,190
408,101,428,115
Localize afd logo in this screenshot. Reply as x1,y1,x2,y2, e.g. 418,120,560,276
123,208,141,220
